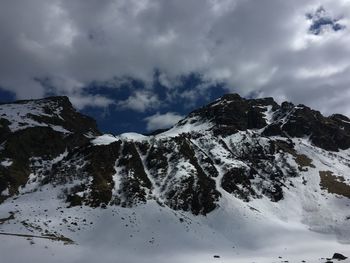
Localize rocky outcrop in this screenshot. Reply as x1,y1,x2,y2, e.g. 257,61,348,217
262,102,350,151
183,93,350,151
1,94,350,215
0,96,100,202
185,94,279,136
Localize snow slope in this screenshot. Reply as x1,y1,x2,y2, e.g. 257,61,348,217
0,99,70,133
1,134,350,263
1,94,350,263
0,186,349,263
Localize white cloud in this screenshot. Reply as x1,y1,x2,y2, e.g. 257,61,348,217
296,64,349,79
144,112,184,131
69,95,114,110
117,90,160,112
0,0,350,115
158,73,172,89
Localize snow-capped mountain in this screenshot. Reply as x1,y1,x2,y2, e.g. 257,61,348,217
0,94,349,263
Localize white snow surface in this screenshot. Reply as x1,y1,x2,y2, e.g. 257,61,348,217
92,133,148,145
0,177,349,263
91,134,119,145
0,159,13,167
261,105,274,124
1,127,350,262
91,118,213,146
0,188,9,196
157,117,214,138
0,100,70,133
119,132,148,141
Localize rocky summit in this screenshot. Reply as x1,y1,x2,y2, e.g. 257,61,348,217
0,94,350,263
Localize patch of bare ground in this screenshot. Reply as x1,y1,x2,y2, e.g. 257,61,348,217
0,212,15,224
319,171,350,198
0,232,75,245
275,140,315,171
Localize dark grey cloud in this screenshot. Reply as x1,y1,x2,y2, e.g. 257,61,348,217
0,0,350,115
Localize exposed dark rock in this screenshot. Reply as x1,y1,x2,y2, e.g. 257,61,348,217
221,167,256,201
0,118,11,143
164,137,220,215
183,93,350,151
2,93,350,215
4,96,100,136
272,140,314,171
145,142,170,181
263,183,284,202
332,253,347,260
263,103,350,151
85,143,122,207
117,141,152,206
0,97,102,203
186,93,279,136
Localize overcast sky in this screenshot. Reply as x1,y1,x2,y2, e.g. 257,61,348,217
1,0,350,133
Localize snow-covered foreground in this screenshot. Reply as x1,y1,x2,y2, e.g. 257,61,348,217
0,179,349,263
1,135,350,262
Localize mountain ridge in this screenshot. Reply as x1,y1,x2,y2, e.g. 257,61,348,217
1,93,350,211
0,93,350,262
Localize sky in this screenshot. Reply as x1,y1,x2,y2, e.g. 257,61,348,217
0,0,350,134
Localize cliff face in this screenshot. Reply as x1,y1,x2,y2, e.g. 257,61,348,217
1,94,350,262
0,96,100,200
1,94,349,217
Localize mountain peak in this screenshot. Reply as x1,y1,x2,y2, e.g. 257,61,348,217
0,96,100,200
170,94,278,137
0,95,99,135
163,93,350,152
220,93,243,101
1,94,350,261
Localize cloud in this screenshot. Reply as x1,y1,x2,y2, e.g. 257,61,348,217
117,90,160,112
69,94,114,110
144,112,184,131
306,6,346,35
0,0,350,116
